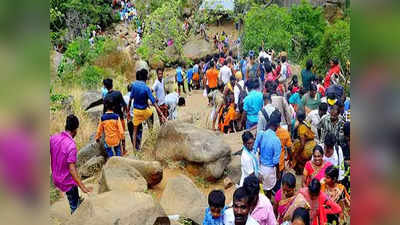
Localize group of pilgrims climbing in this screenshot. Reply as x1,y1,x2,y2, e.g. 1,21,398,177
50,35,350,225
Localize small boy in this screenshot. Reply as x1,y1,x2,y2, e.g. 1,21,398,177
203,190,227,225
95,98,124,157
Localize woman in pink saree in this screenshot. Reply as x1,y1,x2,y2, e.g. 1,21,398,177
274,172,297,224
302,145,332,187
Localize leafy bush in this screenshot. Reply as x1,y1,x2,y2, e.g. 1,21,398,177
80,65,105,89
288,0,327,61
305,19,350,74
50,0,117,46
242,4,292,54
137,0,185,64
63,37,116,67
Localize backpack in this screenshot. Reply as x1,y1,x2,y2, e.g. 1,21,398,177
237,84,247,112
260,108,280,130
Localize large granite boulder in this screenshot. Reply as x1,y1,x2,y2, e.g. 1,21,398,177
153,121,231,180
160,175,207,225
107,156,163,187
227,155,241,185
149,55,165,70
81,90,102,110
183,39,216,61
76,142,104,168
78,156,105,178
51,191,170,225
98,157,148,193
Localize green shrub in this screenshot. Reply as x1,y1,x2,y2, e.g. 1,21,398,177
137,0,185,64
306,19,350,75
80,65,105,89
289,0,327,61
242,4,292,55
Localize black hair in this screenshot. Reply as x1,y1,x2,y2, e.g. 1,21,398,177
243,175,260,204
332,57,339,65
335,99,344,108
325,165,339,181
156,67,164,73
103,96,114,111
260,57,265,63
306,59,313,70
313,145,324,156
227,58,232,64
247,78,259,91
308,178,321,196
265,63,272,73
103,78,113,90
291,75,298,84
223,60,228,66
281,172,296,188
281,55,287,63
210,60,215,68
319,102,328,112
318,76,324,83
310,84,317,92
296,110,306,123
263,93,271,102
230,76,236,82
242,131,254,144
292,207,310,225
208,190,226,208
233,186,249,204
229,50,233,56
136,68,148,81
178,97,185,106
127,84,132,92
324,132,336,148
65,114,79,132
259,46,263,52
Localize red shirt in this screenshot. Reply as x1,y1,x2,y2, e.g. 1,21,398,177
324,65,340,88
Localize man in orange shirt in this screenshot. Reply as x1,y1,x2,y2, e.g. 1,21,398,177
205,60,219,94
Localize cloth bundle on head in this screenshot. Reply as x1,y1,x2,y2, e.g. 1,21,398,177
235,71,242,80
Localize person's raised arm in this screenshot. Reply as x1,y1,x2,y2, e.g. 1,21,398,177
85,98,103,111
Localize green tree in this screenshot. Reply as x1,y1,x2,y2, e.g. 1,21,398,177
137,0,185,64
289,0,327,60
242,4,292,54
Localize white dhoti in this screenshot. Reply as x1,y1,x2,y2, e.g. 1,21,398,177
259,164,277,191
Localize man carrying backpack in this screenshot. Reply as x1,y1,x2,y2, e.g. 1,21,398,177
233,71,246,129
255,93,277,133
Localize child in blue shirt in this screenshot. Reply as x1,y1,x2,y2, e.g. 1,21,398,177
203,190,227,225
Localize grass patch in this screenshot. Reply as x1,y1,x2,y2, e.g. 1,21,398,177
194,176,210,189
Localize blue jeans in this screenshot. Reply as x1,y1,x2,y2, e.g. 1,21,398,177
104,143,121,158
246,120,258,130
66,186,81,214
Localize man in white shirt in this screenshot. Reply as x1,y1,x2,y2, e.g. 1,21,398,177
224,187,260,225
306,103,328,142
165,89,179,120
152,68,168,124
323,133,345,181
219,60,232,85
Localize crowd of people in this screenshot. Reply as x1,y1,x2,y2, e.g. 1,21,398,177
50,36,351,225
194,44,351,225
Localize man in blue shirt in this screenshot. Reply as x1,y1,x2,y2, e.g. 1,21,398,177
186,66,194,93
176,65,186,96
128,69,167,150
253,110,282,198
241,79,263,130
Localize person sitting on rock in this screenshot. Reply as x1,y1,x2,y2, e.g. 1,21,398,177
95,97,124,158
203,190,227,225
